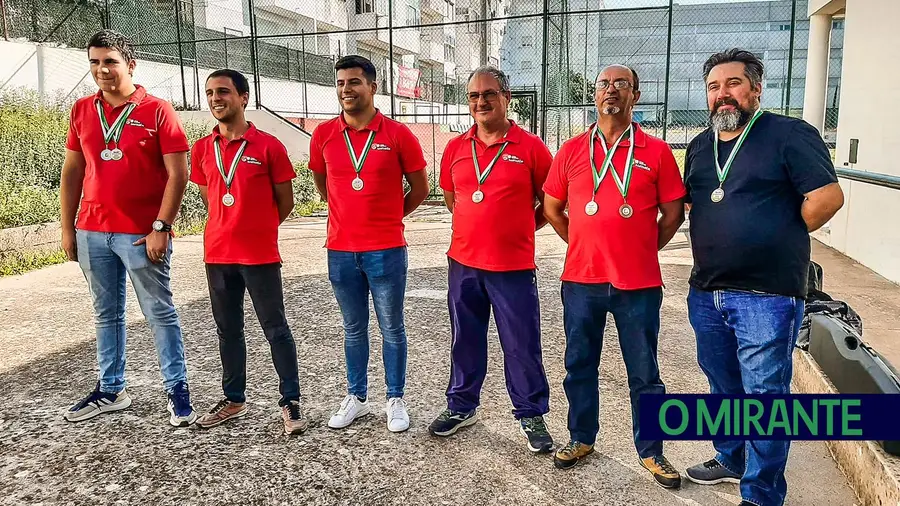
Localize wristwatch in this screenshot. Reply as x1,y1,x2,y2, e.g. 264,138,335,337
152,219,172,233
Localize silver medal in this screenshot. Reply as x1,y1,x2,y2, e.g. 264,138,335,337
711,187,725,203
472,190,485,203
352,177,364,191
110,148,123,161
222,193,235,207
584,201,598,216
619,203,634,219
101,149,112,161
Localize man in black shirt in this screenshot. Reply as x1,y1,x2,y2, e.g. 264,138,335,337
682,49,844,506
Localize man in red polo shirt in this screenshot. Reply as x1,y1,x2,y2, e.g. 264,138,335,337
188,69,307,435
427,65,554,454
308,55,429,433
59,30,196,427
543,65,686,485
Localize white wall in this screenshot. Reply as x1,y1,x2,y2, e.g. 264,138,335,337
827,0,900,283
178,110,311,162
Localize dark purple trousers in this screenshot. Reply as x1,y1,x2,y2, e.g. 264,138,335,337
445,258,550,419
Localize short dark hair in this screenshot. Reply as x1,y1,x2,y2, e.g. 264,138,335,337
87,29,135,63
702,48,764,87
334,55,377,82
207,69,250,95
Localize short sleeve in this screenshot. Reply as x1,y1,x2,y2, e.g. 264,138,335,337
268,139,297,184
657,144,687,204
65,104,81,152
189,141,207,185
783,121,838,195
439,141,455,192
531,139,553,194
396,124,427,174
308,128,326,173
542,143,570,201
157,101,189,154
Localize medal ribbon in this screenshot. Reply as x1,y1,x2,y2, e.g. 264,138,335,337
95,101,136,144
470,139,509,187
343,129,376,176
214,139,248,191
589,123,635,199
713,108,763,186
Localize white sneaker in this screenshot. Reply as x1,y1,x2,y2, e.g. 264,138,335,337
386,397,410,433
328,394,370,429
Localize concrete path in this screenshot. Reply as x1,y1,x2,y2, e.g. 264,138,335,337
0,207,859,505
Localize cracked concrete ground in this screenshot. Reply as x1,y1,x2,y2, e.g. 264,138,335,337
0,206,859,505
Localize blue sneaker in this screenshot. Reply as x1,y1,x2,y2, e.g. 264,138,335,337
64,382,132,422
167,381,197,427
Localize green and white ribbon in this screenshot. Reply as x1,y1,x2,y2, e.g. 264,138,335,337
95,101,136,144
589,123,636,199
213,139,248,191
470,139,509,186
713,108,763,186
343,130,376,175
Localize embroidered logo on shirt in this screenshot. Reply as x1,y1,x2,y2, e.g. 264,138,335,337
634,159,652,171
502,154,524,164
371,143,392,151
126,119,146,128
241,156,263,165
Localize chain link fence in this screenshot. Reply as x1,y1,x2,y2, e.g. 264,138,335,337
1,0,842,193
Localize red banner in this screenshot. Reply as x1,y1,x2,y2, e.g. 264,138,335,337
394,65,421,98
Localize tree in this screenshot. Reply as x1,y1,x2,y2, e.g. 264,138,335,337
567,71,594,105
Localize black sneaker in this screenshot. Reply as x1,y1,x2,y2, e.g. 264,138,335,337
519,415,553,453
428,408,477,436
685,458,742,485
64,382,132,422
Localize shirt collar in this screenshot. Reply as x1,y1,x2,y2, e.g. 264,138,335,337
589,121,647,148
94,84,147,108
212,121,260,143
464,120,524,145
339,109,384,132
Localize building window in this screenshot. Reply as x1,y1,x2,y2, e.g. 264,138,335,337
407,4,419,25
522,35,533,47
771,23,791,31
521,60,532,70
356,0,375,14
444,44,455,60
832,19,845,29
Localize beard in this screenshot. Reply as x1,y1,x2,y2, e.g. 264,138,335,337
601,105,621,115
710,98,755,132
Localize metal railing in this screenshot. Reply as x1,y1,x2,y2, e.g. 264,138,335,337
835,168,900,191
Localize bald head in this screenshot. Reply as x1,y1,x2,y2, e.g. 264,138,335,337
594,64,641,118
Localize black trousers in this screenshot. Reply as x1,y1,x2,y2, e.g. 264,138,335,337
205,263,300,406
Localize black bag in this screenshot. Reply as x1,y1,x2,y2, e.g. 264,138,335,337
796,261,863,350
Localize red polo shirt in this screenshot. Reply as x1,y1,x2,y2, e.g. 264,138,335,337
543,123,686,289
65,86,189,234
439,121,552,271
190,123,296,265
308,111,427,252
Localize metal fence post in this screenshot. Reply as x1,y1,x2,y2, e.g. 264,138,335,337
103,0,110,29
247,0,261,108
784,0,797,116
661,0,674,141
539,0,549,141
301,32,308,117
388,0,395,118
173,0,188,109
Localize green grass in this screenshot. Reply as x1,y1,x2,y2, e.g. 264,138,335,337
0,249,68,277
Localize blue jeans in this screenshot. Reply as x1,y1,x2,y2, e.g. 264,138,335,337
327,247,408,400
687,287,805,506
561,282,666,458
76,230,188,394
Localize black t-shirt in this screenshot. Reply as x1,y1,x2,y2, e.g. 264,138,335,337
683,112,838,299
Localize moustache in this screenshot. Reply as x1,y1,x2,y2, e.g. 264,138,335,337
714,98,741,111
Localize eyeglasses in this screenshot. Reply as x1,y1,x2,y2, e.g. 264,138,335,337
467,90,503,103
596,79,634,91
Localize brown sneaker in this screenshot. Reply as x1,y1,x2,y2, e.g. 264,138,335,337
195,399,247,429
554,440,594,469
640,455,682,489
282,400,309,435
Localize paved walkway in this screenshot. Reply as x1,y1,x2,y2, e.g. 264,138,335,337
0,207,859,505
